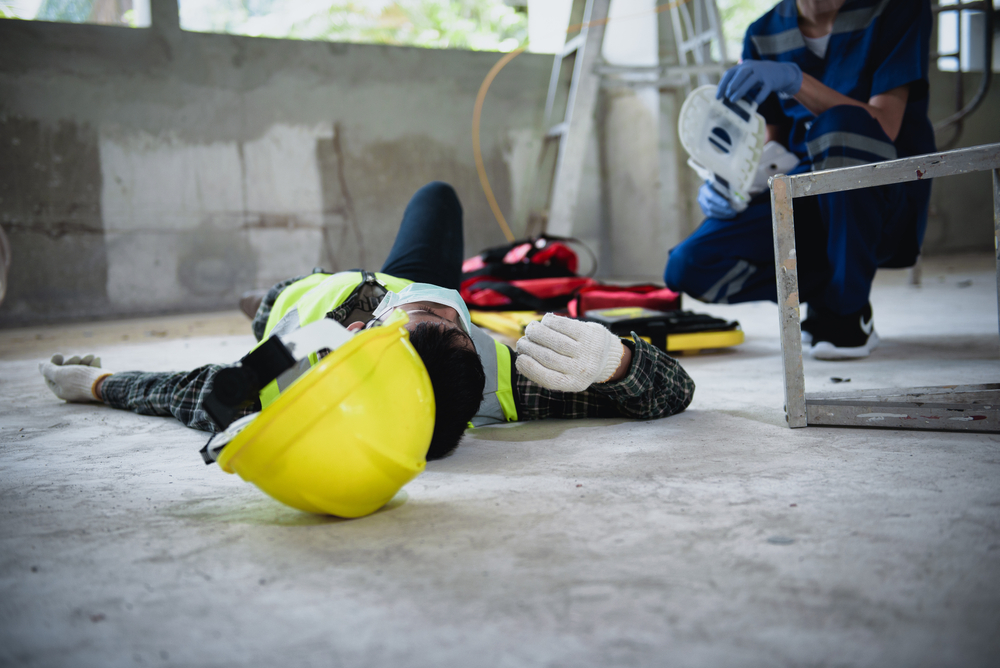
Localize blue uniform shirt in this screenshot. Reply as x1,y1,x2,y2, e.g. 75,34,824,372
743,0,936,170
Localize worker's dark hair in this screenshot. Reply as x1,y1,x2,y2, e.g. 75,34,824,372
408,323,486,460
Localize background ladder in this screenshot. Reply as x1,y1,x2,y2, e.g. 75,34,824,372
668,0,728,88
533,0,611,238
533,0,729,239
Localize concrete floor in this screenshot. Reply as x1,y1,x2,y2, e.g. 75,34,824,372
1,254,999,668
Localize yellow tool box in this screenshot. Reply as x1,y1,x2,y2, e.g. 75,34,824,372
471,307,743,354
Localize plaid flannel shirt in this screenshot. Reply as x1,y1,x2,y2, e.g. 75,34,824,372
102,275,695,432
514,336,694,421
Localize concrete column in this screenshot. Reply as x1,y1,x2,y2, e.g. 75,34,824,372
601,0,664,279
150,0,179,33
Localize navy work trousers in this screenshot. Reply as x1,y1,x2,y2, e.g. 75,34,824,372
381,181,465,290
664,106,931,315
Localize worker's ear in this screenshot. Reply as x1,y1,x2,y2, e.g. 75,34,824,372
345,321,365,332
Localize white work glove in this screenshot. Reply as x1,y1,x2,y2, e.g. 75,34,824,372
38,354,112,403
515,314,625,392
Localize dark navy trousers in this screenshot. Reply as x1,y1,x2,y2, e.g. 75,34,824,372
665,106,931,315
381,181,465,290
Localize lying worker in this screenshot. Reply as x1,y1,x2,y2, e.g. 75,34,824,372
40,182,695,460
665,0,934,360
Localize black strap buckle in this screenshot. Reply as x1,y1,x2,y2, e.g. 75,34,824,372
203,336,296,431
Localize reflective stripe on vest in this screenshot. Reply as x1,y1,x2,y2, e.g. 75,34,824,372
258,272,518,424
263,271,413,342
469,324,517,426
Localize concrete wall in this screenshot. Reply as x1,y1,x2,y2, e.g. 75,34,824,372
0,0,554,326
1,0,997,325
924,67,1000,255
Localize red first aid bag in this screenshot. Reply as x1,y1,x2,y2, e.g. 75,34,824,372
567,284,681,318
462,277,597,311
461,235,596,311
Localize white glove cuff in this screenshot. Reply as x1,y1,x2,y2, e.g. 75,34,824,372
596,340,625,384
39,362,112,403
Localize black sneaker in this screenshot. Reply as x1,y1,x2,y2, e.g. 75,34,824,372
239,289,268,320
810,302,879,360
800,304,820,345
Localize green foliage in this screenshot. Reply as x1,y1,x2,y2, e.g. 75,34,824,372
716,0,779,59
36,0,93,22
186,0,528,52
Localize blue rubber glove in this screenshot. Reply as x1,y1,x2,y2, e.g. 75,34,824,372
698,182,737,220
717,60,803,105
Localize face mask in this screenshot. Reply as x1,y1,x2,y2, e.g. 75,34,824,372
370,284,473,334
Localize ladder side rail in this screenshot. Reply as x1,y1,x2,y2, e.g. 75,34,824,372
535,0,592,236
546,0,611,236
678,3,698,59
543,3,590,130
562,0,597,132
694,0,704,44
677,1,704,90
705,0,728,67
544,50,568,129
691,0,714,86
670,5,690,66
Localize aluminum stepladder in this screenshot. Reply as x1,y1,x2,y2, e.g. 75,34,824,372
533,0,730,238
666,0,728,87
529,0,611,238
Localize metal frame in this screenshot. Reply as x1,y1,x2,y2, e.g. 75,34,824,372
770,142,1000,431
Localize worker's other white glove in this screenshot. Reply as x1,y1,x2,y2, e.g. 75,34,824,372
38,354,112,403
515,314,624,392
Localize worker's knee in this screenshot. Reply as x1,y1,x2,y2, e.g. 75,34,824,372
811,104,888,138
664,240,701,295
413,181,461,213
806,105,896,170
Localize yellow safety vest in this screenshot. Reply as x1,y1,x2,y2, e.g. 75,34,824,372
258,271,517,425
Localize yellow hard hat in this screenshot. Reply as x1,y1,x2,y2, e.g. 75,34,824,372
216,311,435,518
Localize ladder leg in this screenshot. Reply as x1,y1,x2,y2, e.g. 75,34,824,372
547,0,611,236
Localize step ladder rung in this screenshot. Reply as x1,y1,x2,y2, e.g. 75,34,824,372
546,122,570,139
680,32,715,52
560,34,586,58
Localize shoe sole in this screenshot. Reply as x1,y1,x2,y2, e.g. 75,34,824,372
810,331,879,360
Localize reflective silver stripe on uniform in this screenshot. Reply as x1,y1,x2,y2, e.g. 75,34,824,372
268,307,301,339
753,0,890,55
469,324,506,427
807,131,898,163
832,0,892,34
721,263,756,303
701,259,756,304
750,28,805,56
276,357,312,392
812,155,873,171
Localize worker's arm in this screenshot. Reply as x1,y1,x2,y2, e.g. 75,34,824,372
719,61,910,142
794,78,909,141
99,365,257,432
514,337,695,421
